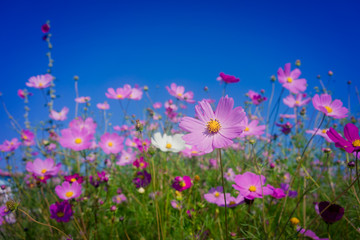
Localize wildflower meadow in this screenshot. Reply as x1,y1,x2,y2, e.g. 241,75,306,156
1,4,360,240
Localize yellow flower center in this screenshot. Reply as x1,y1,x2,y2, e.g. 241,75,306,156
322,129,327,134
287,77,293,83
74,138,82,144
108,141,113,147
166,143,172,149
140,175,144,179
352,139,360,147
324,106,333,113
249,185,257,192
57,212,64,217
227,172,231,176
179,181,186,187
229,201,236,205
244,127,249,132
295,100,300,105
70,178,76,183
290,217,300,225
177,93,182,97
191,150,198,154
22,135,28,140
39,176,45,180
41,169,47,174
117,196,121,201
39,82,44,87
117,94,123,99
214,192,220,197
140,162,144,167
207,119,221,133
65,191,74,198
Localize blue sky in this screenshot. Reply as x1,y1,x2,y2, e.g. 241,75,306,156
0,0,359,145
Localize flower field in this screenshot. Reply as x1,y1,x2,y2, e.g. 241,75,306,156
1,22,360,240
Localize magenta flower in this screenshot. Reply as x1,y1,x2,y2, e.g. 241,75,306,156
267,185,286,199
327,123,360,153
26,74,53,89
217,193,244,208
312,94,348,119
204,186,224,204
276,122,293,135
218,72,240,84
280,183,298,198
17,89,32,99
179,96,246,153
277,63,307,94
26,158,61,177
116,149,136,166
283,94,311,108
49,201,73,222
224,168,235,182
0,138,21,152
306,128,332,142
41,23,50,33
49,107,69,121
96,102,110,110
112,194,127,204
153,102,162,109
21,129,35,146
172,176,192,192
297,227,329,240
133,157,148,169
232,172,273,200
55,181,82,200
240,116,266,137
64,173,84,184
58,128,94,151
247,90,267,105
98,133,124,154
75,96,91,103
105,87,131,100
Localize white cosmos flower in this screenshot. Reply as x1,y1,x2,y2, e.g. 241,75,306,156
151,132,186,153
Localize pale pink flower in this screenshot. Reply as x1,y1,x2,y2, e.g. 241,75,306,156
312,94,348,119
97,102,109,110
21,130,35,146
277,63,307,94
26,158,61,177
58,128,94,151
0,138,21,152
240,116,265,137
306,128,332,142
75,96,91,103
283,94,311,108
49,107,69,121
105,87,131,100
166,83,195,103
153,102,162,109
26,74,53,89
98,133,124,154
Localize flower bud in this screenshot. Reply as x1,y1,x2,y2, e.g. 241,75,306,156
348,161,355,168
295,60,301,66
270,75,276,82
328,71,333,76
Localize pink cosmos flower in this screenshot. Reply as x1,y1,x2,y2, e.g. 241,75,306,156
306,128,332,142
75,96,91,103
49,107,69,121
153,102,162,109
125,84,143,100
64,173,84,184
97,102,110,110
232,172,273,200
312,94,348,119
247,90,267,105
172,176,192,192
217,193,244,208
166,83,195,103
69,117,97,135
0,138,21,152
17,89,32,99
240,116,266,137
133,157,148,169
105,87,131,100
112,194,127,204
26,158,61,177
297,227,329,240
171,200,182,210
98,133,124,154
21,130,35,146
225,168,236,182
116,149,136,166
218,72,240,84
277,63,307,94
179,95,246,153
283,94,311,108
58,128,94,151
327,123,360,153
26,74,53,89
279,114,296,119
181,145,205,158
41,23,50,33
267,185,286,199
204,186,224,204
55,181,82,200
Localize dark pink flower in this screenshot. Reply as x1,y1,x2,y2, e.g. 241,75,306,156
327,123,360,153
172,176,192,191
50,201,73,223
41,23,50,33
218,72,240,84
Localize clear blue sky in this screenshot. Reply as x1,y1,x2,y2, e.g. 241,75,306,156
0,0,359,144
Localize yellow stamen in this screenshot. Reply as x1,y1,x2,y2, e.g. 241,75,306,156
65,191,74,198
39,176,45,180
166,143,172,149
214,192,220,197
295,100,300,105
74,138,82,144
287,77,293,83
39,82,44,87
324,106,333,113
70,178,76,183
229,201,236,205
140,162,144,167
57,212,64,217
191,150,198,154
249,185,257,192
108,141,113,147
22,135,28,140
207,119,221,133
179,181,186,187
244,127,249,132
41,169,47,174
177,93,182,97
117,94,123,99
322,129,327,134
353,139,360,147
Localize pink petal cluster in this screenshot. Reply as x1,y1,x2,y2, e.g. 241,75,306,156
21,130,35,146
75,96,91,103
277,63,307,94
55,181,82,200
166,83,195,103
26,74,53,89
240,116,266,137
116,149,136,166
312,94,348,119
105,86,132,100
98,133,124,154
247,90,267,105
97,102,110,110
0,138,21,152
283,94,311,108
26,158,61,177
180,95,246,153
127,84,143,100
327,123,360,153
217,72,240,84
49,107,69,121
232,172,273,200
306,129,332,142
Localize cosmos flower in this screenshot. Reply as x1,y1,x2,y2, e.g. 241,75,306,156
166,83,195,103
240,116,266,137
267,185,286,199
247,90,267,105
105,87,131,100
306,128,332,142
116,149,136,166
21,130,35,146
327,123,360,153
181,145,205,158
224,168,235,182
98,132,124,154
41,23,50,33
133,157,148,169
59,128,94,151
171,200,182,210
153,102,162,109
151,132,186,153
179,95,246,153
133,170,151,188
125,84,143,100
26,74,53,89
0,138,21,152
172,176,192,192
283,94,311,108
217,193,244,208
64,173,84,184
49,201,73,222
318,201,344,224
96,102,110,110
26,158,61,177
17,89,32,99
69,117,97,135
232,172,273,200
112,194,127,204
75,96,91,103
276,122,293,135
297,227,329,240
217,72,240,84
49,107,69,121
204,186,224,204
312,94,348,119
55,181,82,200
277,63,307,94
280,183,298,198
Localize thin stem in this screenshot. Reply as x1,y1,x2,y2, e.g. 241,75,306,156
218,149,228,240
356,152,360,192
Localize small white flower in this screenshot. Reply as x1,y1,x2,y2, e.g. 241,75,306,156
151,132,186,153
138,187,145,194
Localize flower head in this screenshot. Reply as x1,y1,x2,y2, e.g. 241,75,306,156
26,74,53,89
312,94,348,119
240,116,266,137
59,128,94,151
247,90,267,105
98,133,124,154
133,170,151,188
232,172,273,200
277,63,307,94
26,158,61,177
166,83,195,103
180,96,246,153
97,102,110,110
112,194,127,204
283,94,311,108
49,107,69,121
105,87,131,100
306,128,332,142
41,23,50,33
172,176,192,192
133,157,148,169
318,201,344,224
327,123,360,153
50,201,73,222
21,130,35,146
55,181,82,200
0,138,21,152
75,96,91,103
218,72,240,84
64,173,84,184
204,186,224,204
151,132,186,153
116,149,136,166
